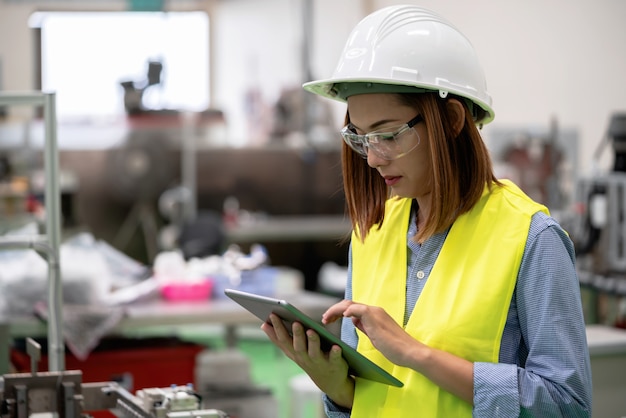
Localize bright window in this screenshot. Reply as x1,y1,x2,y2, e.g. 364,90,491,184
30,11,210,120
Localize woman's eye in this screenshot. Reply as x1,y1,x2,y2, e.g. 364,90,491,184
375,133,396,142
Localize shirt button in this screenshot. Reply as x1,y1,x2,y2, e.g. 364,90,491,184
416,270,425,280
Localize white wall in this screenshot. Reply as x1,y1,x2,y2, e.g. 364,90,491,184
1,0,625,174
210,0,304,145
387,0,626,175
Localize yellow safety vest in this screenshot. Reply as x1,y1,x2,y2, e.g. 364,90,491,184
350,180,548,418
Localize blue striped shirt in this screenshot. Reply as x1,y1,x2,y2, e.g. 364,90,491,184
324,210,593,417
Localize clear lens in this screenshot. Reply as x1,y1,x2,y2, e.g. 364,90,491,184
340,122,420,160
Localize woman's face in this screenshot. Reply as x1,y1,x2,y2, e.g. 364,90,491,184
346,93,432,199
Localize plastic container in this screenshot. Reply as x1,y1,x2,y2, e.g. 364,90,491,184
11,336,205,417
211,267,278,300
160,278,214,302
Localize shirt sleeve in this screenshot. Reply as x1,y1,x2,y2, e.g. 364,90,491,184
473,213,593,417
323,394,352,417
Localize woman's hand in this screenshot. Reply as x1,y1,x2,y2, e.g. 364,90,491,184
261,313,355,408
324,300,475,404
323,300,423,368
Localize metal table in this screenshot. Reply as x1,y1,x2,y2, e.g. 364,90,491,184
1,290,340,375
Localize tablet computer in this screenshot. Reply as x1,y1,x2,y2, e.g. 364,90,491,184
224,288,403,387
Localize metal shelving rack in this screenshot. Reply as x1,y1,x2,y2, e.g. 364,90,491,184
0,91,64,371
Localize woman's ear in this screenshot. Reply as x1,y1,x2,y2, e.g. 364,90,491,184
446,99,466,136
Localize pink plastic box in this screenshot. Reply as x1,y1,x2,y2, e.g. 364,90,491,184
160,279,214,301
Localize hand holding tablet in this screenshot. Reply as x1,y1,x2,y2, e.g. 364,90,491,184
224,288,403,387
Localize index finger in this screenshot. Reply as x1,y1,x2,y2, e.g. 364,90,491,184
343,302,367,319
322,299,353,324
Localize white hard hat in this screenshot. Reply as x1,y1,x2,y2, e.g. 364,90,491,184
303,5,495,125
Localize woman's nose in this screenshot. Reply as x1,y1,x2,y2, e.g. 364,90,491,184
367,148,389,168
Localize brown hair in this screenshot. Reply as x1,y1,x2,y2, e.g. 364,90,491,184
342,92,500,243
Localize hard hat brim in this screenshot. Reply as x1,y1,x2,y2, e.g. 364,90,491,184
303,77,495,125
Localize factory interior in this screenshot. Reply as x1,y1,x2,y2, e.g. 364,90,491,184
0,0,625,417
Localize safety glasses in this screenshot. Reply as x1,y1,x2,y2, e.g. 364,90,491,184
340,114,423,160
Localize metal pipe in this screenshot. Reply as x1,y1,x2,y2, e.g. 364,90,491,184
42,92,64,371
0,91,64,371
0,91,46,107
181,111,197,222
0,237,62,369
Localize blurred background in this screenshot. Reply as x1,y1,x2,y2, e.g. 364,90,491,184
1,0,624,271
1,1,626,417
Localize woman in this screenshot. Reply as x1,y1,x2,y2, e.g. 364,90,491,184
262,5,592,417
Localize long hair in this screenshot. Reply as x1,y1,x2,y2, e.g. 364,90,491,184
342,92,500,243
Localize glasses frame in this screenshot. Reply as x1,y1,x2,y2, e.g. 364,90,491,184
340,114,423,160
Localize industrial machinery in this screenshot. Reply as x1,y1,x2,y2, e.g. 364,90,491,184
571,113,626,323
0,339,229,418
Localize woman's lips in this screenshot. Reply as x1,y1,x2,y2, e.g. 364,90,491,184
384,176,401,186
